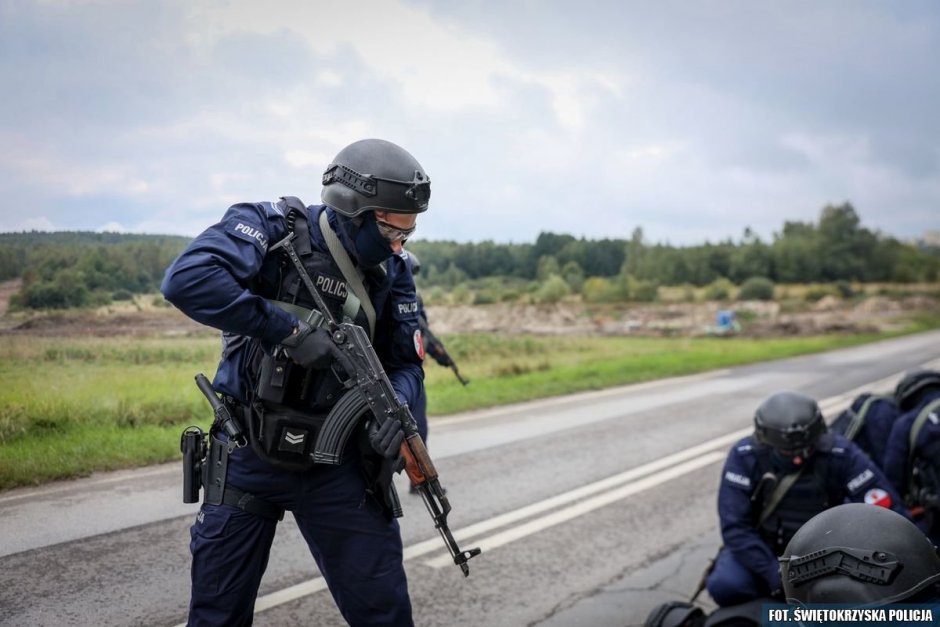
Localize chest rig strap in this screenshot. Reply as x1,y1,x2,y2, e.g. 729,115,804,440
757,468,805,527
318,210,376,338
843,394,892,442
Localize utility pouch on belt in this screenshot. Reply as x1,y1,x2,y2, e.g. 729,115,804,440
245,402,327,472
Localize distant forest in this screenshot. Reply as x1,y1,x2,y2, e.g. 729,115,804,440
0,232,190,309
0,203,937,309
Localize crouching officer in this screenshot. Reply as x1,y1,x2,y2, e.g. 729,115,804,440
705,391,906,607
161,138,430,626
781,503,940,605
829,389,900,469
883,368,940,545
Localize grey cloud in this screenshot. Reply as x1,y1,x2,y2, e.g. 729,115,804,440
0,0,937,245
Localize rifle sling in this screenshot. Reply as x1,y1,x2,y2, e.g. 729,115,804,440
318,210,375,338
844,394,891,442
757,469,805,528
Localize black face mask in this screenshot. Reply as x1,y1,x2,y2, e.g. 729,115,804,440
354,214,394,267
771,446,811,469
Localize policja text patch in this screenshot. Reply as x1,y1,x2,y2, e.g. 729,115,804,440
227,219,268,253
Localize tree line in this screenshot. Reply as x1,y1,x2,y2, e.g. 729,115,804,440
0,203,937,309
0,232,190,309
408,204,938,301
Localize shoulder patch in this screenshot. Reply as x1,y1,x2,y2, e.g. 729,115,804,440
864,488,893,508
724,471,751,489
226,218,268,253
267,200,284,216
846,468,875,492
397,301,419,316
413,329,425,360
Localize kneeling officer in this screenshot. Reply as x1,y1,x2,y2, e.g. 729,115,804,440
162,139,430,626
705,391,906,607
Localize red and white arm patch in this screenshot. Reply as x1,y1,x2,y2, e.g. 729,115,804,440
864,488,893,509
413,329,425,360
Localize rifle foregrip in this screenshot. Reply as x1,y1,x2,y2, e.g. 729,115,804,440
403,433,437,485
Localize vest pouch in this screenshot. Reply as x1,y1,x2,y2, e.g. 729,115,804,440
246,401,327,471
304,367,346,409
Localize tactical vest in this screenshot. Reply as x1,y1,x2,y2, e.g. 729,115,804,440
755,450,834,554
249,200,372,411
243,200,373,471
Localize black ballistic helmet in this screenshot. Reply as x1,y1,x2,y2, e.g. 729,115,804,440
781,503,940,605
407,251,421,275
321,139,430,217
753,391,826,454
895,368,940,413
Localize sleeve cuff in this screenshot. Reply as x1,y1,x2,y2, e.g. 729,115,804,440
260,305,298,344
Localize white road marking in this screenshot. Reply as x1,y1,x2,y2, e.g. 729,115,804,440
0,464,177,505
422,451,727,569
433,369,733,427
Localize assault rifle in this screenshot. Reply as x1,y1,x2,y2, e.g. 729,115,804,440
275,234,482,576
418,317,469,386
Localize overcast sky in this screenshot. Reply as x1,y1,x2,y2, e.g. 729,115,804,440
1,0,938,245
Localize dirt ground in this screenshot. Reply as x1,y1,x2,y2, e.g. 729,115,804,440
0,279,937,338
424,296,938,338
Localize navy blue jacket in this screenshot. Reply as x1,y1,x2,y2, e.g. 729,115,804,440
829,393,900,468
161,200,424,408
882,389,940,500
717,433,906,591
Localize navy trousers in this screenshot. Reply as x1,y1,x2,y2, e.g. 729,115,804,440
187,444,413,626
705,547,771,607
411,388,428,444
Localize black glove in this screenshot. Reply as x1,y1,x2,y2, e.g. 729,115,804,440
281,321,352,373
368,418,405,463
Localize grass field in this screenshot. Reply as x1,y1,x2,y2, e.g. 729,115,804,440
2,313,939,491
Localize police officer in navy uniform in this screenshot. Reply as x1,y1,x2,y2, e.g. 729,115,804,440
705,391,906,607
882,369,940,545
829,390,900,469
161,138,429,626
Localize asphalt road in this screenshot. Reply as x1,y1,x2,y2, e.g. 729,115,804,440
2,330,939,627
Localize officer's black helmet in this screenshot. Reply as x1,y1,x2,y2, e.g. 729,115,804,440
753,391,826,454
321,139,430,217
781,503,940,605
407,251,421,275
895,368,940,413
